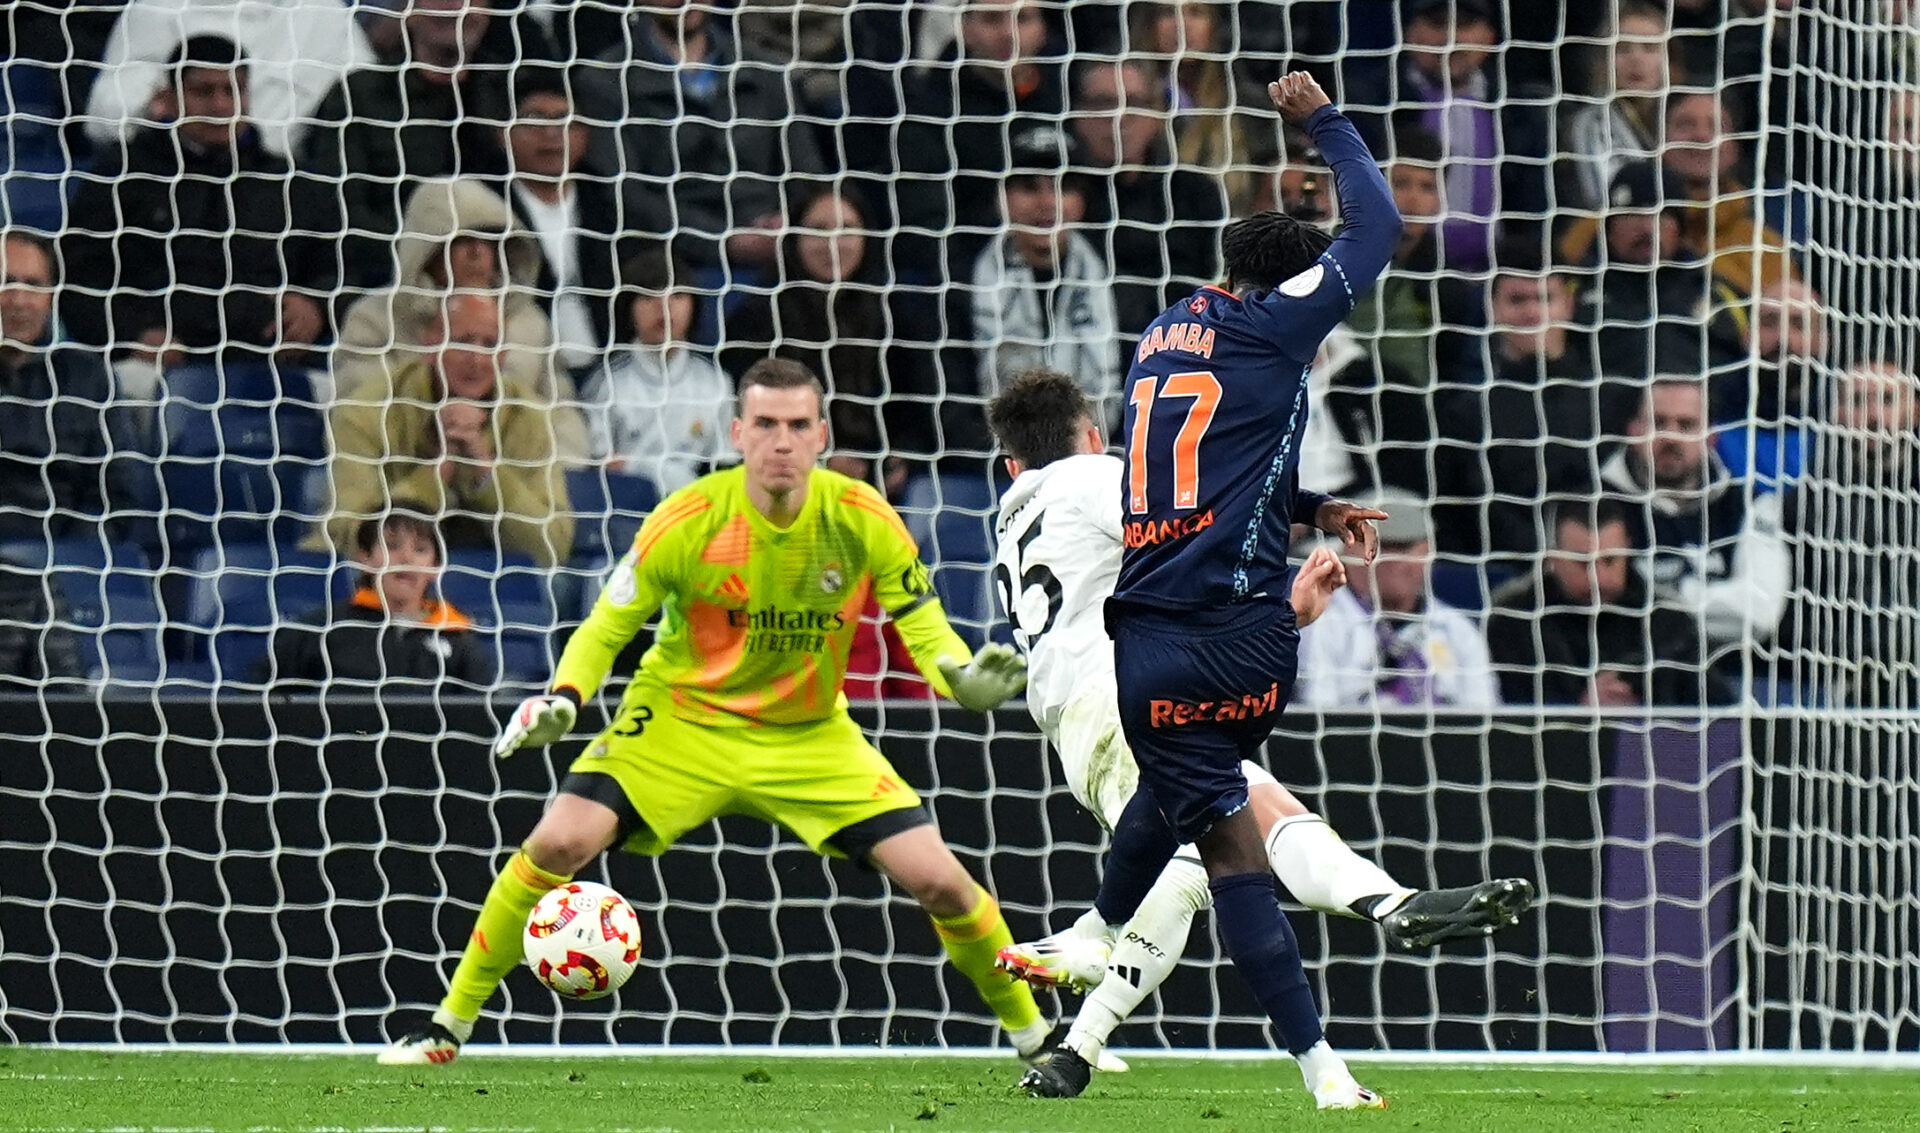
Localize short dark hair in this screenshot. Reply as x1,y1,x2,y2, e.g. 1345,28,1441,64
353,504,443,562
1,228,56,276
613,242,692,341
169,34,245,77
1549,495,1632,540
987,369,1093,470
1391,124,1444,166
1221,210,1334,293
511,64,572,110
739,357,826,416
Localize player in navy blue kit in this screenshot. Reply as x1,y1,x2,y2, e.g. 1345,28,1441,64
1007,72,1414,1109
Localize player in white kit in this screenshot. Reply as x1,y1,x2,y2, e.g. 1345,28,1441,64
984,369,1533,1097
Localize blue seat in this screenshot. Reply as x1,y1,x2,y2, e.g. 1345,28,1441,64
565,468,613,559
19,548,167,684
439,550,554,632
605,471,661,555
1,63,74,232
900,474,998,646
186,544,354,680
158,363,326,551
1430,560,1515,614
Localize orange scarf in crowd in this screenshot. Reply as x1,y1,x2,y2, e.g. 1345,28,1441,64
350,586,472,629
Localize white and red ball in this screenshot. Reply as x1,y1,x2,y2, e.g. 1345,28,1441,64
523,881,642,1000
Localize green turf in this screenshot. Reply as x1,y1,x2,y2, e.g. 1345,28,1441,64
3,1050,1916,1133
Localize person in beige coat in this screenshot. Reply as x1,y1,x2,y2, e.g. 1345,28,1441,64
333,177,559,401
324,292,575,567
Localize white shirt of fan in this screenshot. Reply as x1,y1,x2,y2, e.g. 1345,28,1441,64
511,182,603,374
1295,587,1500,709
579,344,732,494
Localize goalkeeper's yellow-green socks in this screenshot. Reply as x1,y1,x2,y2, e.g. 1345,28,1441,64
932,885,1045,1040
438,849,572,1030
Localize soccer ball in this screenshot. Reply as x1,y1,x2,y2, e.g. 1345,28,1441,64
523,881,643,1000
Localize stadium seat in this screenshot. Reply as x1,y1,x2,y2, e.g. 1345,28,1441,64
1,63,73,232
2,539,165,683
157,362,327,552
439,549,555,631
900,474,998,646
183,543,355,681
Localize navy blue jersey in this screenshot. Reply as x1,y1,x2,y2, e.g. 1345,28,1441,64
1112,105,1401,612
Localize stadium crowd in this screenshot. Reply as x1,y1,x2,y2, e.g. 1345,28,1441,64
0,0,1914,709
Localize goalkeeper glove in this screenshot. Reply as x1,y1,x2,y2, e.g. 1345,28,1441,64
493,692,578,758
937,643,1028,712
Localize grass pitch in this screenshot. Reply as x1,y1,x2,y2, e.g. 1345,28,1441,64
4,1049,1915,1133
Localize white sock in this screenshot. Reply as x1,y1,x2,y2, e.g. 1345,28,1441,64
1266,814,1414,920
1295,1039,1354,1092
431,1006,476,1042
1063,856,1211,1063
1071,906,1117,942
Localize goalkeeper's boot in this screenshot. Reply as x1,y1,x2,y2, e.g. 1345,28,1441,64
1019,1046,1094,1098
1313,1075,1387,1111
377,1012,471,1065
1381,878,1535,950
995,929,1112,994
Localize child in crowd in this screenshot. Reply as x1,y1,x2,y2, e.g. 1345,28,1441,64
266,507,491,687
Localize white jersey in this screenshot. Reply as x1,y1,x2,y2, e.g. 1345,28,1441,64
993,453,1126,742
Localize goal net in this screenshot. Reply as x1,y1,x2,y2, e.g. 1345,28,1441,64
1,0,1917,1055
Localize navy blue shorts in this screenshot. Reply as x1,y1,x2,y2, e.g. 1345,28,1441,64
1108,598,1299,843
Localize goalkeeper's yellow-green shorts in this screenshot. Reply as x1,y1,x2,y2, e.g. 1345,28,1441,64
563,681,925,859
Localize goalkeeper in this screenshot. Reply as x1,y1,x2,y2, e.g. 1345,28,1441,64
381,359,1045,1065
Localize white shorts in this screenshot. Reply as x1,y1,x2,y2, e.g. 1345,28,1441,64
1050,687,1277,834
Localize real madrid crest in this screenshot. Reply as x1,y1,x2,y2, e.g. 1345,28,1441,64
819,563,844,594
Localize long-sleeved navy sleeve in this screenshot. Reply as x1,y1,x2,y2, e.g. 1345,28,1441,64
1240,104,1403,349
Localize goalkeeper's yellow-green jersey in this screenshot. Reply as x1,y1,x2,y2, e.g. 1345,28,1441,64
552,466,973,726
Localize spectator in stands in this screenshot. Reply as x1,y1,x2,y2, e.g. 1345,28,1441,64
1273,126,1338,223
266,506,490,687
1775,357,1920,706
883,0,1064,281
84,0,371,161
487,67,635,378
1295,493,1499,709
0,230,140,543
1601,376,1789,680
1340,126,1460,392
333,178,561,411
1661,89,1801,302
325,292,575,566
1711,276,1828,486
1066,58,1225,336
575,0,826,278
1124,0,1271,216
1318,125,1470,498
1362,0,1551,271
579,247,733,494
0,556,85,689
1486,497,1725,707
62,36,343,369
720,188,901,497
1435,242,1636,559
1573,158,1714,381
971,124,1121,423
302,0,514,290
1555,0,1672,218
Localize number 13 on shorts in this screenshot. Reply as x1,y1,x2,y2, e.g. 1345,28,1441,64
1128,370,1222,513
